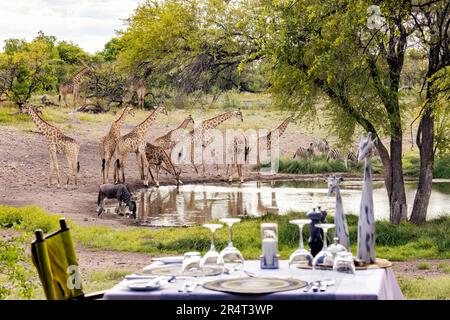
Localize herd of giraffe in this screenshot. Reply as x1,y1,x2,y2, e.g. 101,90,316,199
21,94,299,190
19,66,378,193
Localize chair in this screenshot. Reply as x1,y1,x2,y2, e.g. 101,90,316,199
31,217,104,300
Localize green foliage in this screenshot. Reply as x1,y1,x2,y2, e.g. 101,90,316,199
100,38,125,62
0,235,35,299
259,156,348,174
57,41,89,65
403,154,450,179
0,33,60,104
417,262,430,270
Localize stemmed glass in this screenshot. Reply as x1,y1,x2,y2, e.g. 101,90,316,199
219,218,244,276
199,224,225,279
288,219,313,277
312,223,335,270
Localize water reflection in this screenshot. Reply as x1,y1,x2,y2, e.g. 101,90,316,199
133,180,450,227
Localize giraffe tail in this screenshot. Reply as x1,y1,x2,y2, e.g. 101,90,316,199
77,161,80,173
101,159,105,172
58,94,61,102
115,159,121,170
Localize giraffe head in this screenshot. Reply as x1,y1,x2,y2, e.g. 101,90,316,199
125,105,135,117
231,108,243,122
357,132,377,161
327,175,344,196
186,114,195,126
20,103,38,115
286,115,296,124
153,102,168,116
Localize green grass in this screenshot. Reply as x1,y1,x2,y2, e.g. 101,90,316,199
259,156,349,174
438,263,450,273
417,262,430,270
0,205,449,261
398,276,450,300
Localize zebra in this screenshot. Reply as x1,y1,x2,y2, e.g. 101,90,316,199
346,150,359,167
326,148,344,162
312,138,330,156
293,143,314,160
328,148,359,169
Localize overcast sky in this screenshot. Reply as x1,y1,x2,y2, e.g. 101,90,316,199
0,0,142,53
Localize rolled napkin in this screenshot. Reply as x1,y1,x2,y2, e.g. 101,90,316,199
262,238,277,266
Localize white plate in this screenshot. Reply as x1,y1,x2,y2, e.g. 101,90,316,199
152,256,184,264
126,279,166,291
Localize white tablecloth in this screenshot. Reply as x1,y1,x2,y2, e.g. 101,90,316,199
103,260,404,300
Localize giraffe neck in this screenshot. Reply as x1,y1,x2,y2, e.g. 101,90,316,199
178,117,192,130
134,109,159,136
162,151,177,175
67,67,89,85
362,155,374,205
28,109,55,137
201,111,235,131
113,108,129,129
273,118,291,138
335,187,343,211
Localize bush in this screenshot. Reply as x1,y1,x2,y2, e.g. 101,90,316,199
0,235,36,299
259,156,348,174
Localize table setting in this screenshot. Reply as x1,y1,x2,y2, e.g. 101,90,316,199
103,214,404,300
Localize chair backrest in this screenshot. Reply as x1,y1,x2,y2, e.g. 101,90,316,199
31,218,84,300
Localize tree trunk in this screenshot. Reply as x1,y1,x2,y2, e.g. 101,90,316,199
410,37,441,225
410,107,434,224
389,137,408,224
376,137,408,224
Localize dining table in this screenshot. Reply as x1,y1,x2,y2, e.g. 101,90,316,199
102,260,404,300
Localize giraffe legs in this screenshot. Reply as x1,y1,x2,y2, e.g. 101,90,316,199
104,149,115,184
238,164,244,183
48,148,61,188
138,149,149,187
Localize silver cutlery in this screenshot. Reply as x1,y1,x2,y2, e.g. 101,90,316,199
178,280,190,292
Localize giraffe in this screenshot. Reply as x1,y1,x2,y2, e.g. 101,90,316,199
153,114,195,157
99,105,135,184
114,103,168,186
59,67,90,107
189,109,244,177
256,116,295,172
225,130,249,183
21,104,80,188
136,80,146,109
145,143,182,187
357,132,377,264
327,175,350,250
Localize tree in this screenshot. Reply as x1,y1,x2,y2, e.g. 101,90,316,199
116,0,264,102
264,0,418,224
409,0,450,224
0,33,59,106
57,41,89,64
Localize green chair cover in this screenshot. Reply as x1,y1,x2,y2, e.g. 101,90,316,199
31,219,84,300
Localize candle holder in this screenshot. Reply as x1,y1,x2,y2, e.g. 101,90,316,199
260,223,279,269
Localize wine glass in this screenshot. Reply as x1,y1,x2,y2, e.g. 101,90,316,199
199,224,225,280
288,219,313,277
312,223,335,270
333,251,356,274
219,218,244,276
